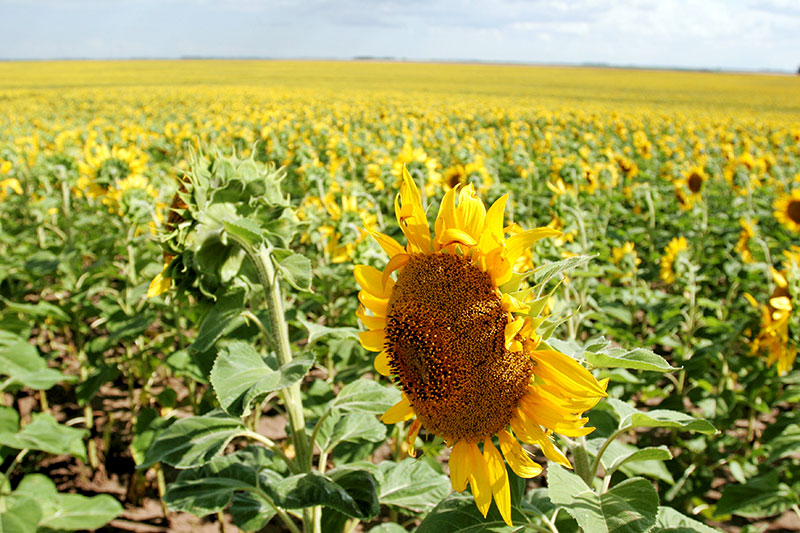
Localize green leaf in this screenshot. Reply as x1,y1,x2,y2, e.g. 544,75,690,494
230,492,277,532
714,470,794,519
1,299,70,322
417,491,515,533
533,255,593,288
190,289,246,353
603,445,673,478
272,249,313,292
297,316,359,344
0,497,41,533
269,470,379,519
378,459,450,513
0,413,87,460
653,507,718,533
130,408,172,466
165,463,261,516
548,464,659,533
317,413,387,453
139,411,247,469
11,474,122,530
607,399,717,435
75,364,120,406
330,379,401,415
0,337,73,391
211,341,314,417
369,524,408,533
766,424,800,463
585,347,675,373
0,406,19,433
224,218,264,248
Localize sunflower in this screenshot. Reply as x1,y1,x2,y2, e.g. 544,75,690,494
774,189,800,233
659,236,688,285
354,167,607,525
734,218,756,264
747,267,797,376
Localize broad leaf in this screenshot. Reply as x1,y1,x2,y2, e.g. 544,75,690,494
0,413,87,460
0,497,41,533
0,337,73,391
378,459,450,513
298,316,359,344
211,341,314,417
316,413,387,453
224,218,264,248
548,464,658,533
139,411,246,469
653,507,718,533
190,289,246,353
607,399,717,434
269,470,380,519
330,379,401,415
11,474,122,531
714,470,793,519
417,491,516,533
272,248,313,292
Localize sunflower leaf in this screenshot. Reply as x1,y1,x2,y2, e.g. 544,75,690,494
606,399,717,435
378,459,450,513
330,379,401,415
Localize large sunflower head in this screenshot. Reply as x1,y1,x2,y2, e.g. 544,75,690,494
774,189,800,233
354,167,608,525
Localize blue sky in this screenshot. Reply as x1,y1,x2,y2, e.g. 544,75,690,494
1,0,798,71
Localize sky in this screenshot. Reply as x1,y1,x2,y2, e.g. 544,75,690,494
1,0,799,72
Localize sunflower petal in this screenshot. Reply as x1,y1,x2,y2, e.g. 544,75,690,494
484,437,512,527
369,229,406,258
358,329,386,352
381,395,415,424
449,441,471,492
505,228,561,264
467,441,492,517
406,419,422,458
498,430,542,478
354,264,393,299
374,350,392,376
356,305,386,330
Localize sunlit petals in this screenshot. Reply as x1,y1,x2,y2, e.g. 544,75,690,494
466,441,492,518
483,437,512,526
358,329,386,352
354,264,394,299
504,316,525,349
530,350,609,398
406,419,422,457
505,228,561,264
395,166,431,252
358,291,388,316
355,305,386,330
498,430,543,479
455,185,487,242
369,229,406,258
449,441,471,492
373,350,392,376
381,395,415,424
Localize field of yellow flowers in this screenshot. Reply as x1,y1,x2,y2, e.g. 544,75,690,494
0,60,799,532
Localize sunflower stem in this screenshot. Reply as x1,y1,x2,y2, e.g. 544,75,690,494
572,436,594,486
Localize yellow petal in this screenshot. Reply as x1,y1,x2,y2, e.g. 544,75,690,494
374,350,392,377
407,419,422,458
504,316,525,349
396,166,431,252
358,291,388,316
381,395,415,424
743,292,759,308
467,441,492,517
358,329,385,352
434,187,457,247
531,350,608,398
770,296,792,311
455,185,487,241
498,430,542,479
354,264,393,299
356,305,386,330
449,440,471,492
369,229,406,258
438,227,478,248
501,292,530,314
147,260,173,298
484,437,512,527
382,253,410,288
505,228,561,264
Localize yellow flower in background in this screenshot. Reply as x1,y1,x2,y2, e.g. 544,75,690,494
735,218,756,264
660,237,688,284
147,258,173,298
354,167,607,525
774,189,800,233
748,267,796,376
0,178,23,200
611,241,642,277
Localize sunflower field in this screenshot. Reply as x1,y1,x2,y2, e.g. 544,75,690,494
0,60,799,533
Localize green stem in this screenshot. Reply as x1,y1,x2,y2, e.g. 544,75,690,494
589,428,627,481
244,430,298,474
572,436,594,486
4,449,28,477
